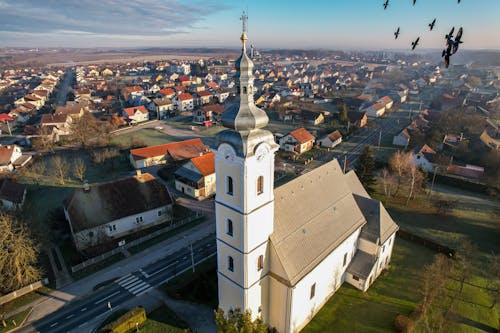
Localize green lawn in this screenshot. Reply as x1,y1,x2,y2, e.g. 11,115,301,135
303,239,435,333
0,308,32,333
138,305,192,333
111,128,179,147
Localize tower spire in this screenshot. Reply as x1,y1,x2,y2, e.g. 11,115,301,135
240,11,248,51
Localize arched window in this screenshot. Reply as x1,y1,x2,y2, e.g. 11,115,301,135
228,256,234,272
243,86,247,94
257,176,264,195
227,219,233,237
227,176,233,195
257,255,263,271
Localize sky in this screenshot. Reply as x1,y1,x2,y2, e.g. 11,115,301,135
0,0,499,50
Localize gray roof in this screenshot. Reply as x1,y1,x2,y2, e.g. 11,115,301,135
174,167,202,182
353,194,399,245
346,250,377,279
65,173,173,232
270,159,366,286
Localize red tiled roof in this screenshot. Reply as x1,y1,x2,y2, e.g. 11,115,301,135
0,114,15,122
190,152,215,176
289,127,315,144
124,106,147,116
197,90,213,97
206,82,218,89
327,130,342,142
378,96,393,105
201,104,225,115
159,88,175,97
41,114,68,124
130,138,208,162
124,86,144,93
0,145,15,165
177,93,194,101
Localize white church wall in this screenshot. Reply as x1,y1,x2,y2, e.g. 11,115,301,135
218,271,245,314
243,153,275,213
288,228,361,333
358,237,378,255
246,275,270,320
268,276,290,333
375,233,396,277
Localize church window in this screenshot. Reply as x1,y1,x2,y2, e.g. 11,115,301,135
228,256,234,272
158,210,162,217
382,245,385,253
227,176,233,195
310,283,316,299
343,253,347,267
227,219,233,237
352,275,360,281
243,86,247,94
257,176,264,195
257,255,263,271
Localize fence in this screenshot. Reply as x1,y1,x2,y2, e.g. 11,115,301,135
0,279,47,306
397,229,456,257
71,213,202,273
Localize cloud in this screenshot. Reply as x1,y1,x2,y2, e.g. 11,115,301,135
0,0,229,37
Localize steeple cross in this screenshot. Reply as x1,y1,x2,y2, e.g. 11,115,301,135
240,11,248,34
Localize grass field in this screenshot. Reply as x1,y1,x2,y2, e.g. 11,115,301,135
139,305,191,333
111,128,179,147
0,308,32,333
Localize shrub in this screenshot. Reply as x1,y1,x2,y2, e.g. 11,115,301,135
101,306,146,333
394,314,415,333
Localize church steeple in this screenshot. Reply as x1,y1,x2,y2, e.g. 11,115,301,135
221,11,269,133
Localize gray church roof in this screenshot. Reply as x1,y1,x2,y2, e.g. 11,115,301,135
346,250,377,279
270,159,366,286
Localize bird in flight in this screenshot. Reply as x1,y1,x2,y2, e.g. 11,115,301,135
429,18,436,31
411,37,420,50
383,0,389,10
442,27,464,68
394,27,400,39
413,0,416,5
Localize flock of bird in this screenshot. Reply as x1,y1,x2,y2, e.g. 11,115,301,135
383,0,464,68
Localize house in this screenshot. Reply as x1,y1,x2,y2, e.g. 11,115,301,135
158,88,176,99
63,172,174,251
41,114,73,136
174,152,216,200
150,98,174,119
122,86,144,104
301,110,324,125
0,145,27,172
413,144,436,172
215,89,230,103
347,111,368,128
377,96,394,111
447,164,485,179
363,102,386,117
193,104,225,124
318,130,342,148
196,90,213,105
129,138,209,169
279,127,316,154
392,129,411,147
215,28,399,332
174,93,195,112
123,106,149,124
0,178,27,210
479,129,500,150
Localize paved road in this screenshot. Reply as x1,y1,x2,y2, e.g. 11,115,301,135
56,69,75,106
18,234,216,333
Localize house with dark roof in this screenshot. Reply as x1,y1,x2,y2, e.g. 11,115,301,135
0,178,27,210
279,127,316,154
174,152,215,200
193,104,225,124
413,144,437,172
63,172,173,251
129,138,209,169
392,128,411,147
347,111,368,128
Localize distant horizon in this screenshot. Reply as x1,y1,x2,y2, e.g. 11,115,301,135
1,0,499,50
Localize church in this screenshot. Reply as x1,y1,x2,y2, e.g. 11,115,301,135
215,14,399,333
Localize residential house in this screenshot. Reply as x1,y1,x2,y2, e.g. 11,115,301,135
447,164,485,179
318,130,342,148
123,106,149,124
0,145,23,172
122,86,144,105
174,152,216,200
158,88,176,99
347,111,368,128
193,104,225,124
279,127,316,154
363,102,386,118
392,129,411,147
413,144,436,172
301,110,324,125
129,138,209,169
196,90,213,105
215,89,230,103
0,178,27,210
479,129,499,150
64,172,174,251
174,93,195,112
149,98,174,119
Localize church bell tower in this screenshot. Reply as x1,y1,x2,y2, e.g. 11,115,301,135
215,12,279,319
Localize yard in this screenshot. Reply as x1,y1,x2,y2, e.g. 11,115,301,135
111,127,179,147
138,305,192,333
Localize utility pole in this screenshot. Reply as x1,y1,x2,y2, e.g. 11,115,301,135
429,166,440,197
378,130,382,147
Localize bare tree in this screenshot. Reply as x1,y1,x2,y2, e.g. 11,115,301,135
0,213,42,293
32,126,56,153
52,156,69,185
71,112,99,148
406,163,425,205
72,158,86,182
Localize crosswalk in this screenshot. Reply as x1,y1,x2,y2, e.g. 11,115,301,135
115,274,152,297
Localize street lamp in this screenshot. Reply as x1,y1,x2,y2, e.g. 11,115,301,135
429,165,441,196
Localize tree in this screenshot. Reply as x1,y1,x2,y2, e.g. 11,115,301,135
215,308,275,333
72,157,86,182
29,160,47,186
31,126,56,153
340,102,349,124
0,213,42,293
357,146,376,191
71,112,99,148
52,156,69,185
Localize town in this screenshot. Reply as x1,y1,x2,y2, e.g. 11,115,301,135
0,15,499,333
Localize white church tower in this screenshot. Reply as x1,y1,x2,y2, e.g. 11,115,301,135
215,12,279,319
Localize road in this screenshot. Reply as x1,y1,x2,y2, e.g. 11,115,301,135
18,235,216,333
55,69,75,106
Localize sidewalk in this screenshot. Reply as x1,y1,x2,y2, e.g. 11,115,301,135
10,217,215,328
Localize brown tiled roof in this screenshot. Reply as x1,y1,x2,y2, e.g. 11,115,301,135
190,152,215,176
123,106,147,116
289,127,315,144
197,90,213,97
159,88,175,96
41,114,68,125
0,146,14,165
177,93,194,101
130,138,208,162
0,178,26,204
201,104,225,115
327,130,342,142
64,173,173,232
124,86,144,93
